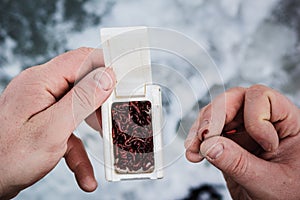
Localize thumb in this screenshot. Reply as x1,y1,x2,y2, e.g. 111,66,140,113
39,67,115,143
200,136,277,189
70,67,115,127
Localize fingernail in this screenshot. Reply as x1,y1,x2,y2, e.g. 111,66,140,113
202,143,224,160
260,141,273,152
94,70,114,91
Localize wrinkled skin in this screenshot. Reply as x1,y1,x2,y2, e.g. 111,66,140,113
0,48,116,199
185,85,300,200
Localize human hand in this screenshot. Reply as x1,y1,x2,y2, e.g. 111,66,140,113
0,48,116,199
185,85,300,200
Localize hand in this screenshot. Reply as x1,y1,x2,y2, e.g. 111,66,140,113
185,85,300,200
0,48,116,199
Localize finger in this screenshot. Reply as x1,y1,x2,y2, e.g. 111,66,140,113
244,85,294,152
64,134,98,192
85,108,102,133
200,136,281,195
185,128,204,162
199,87,246,141
185,87,246,159
57,67,114,136
43,48,105,99
222,106,244,132
246,85,300,141
185,149,204,163
35,67,115,143
185,116,204,162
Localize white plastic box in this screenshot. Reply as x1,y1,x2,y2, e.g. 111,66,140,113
101,27,164,181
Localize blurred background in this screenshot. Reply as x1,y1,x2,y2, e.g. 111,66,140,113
1,0,300,199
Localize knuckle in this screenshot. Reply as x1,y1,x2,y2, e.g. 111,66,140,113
19,66,38,79
73,85,94,110
234,86,246,90
228,153,248,178
50,47,93,67
246,84,271,102
248,84,267,92
76,47,94,55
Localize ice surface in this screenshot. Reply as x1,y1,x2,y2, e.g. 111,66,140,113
1,0,298,199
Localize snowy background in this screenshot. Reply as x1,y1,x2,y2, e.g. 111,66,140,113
1,0,300,199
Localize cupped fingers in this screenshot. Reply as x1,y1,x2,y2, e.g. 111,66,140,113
244,85,281,152
185,87,246,162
